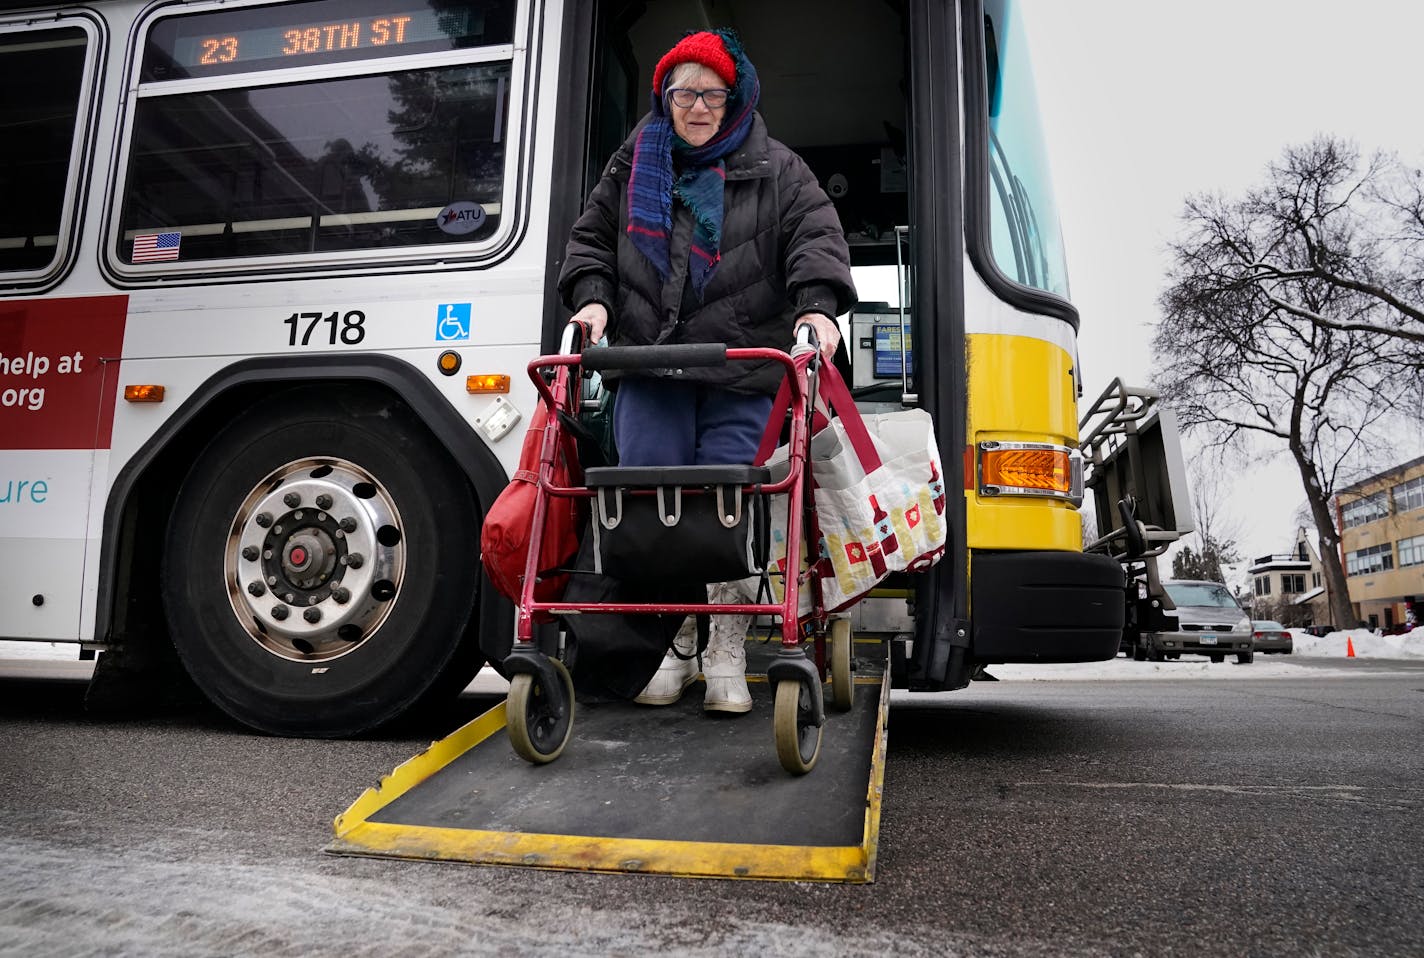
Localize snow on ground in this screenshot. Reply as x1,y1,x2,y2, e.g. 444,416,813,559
1289,626,1422,658
2,627,1419,685
989,627,1422,681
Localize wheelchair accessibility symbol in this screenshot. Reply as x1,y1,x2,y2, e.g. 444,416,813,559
436,303,471,341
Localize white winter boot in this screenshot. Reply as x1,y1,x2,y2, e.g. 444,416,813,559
702,583,752,714
633,615,700,706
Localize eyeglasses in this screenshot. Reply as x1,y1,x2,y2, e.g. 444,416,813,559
666,87,730,109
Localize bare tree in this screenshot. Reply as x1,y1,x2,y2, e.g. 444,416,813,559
1170,464,1241,581
1223,139,1424,350
1156,138,1422,630
1254,596,1310,629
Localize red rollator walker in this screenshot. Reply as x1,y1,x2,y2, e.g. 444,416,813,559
502,322,853,775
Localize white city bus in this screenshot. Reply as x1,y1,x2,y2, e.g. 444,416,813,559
0,0,1187,736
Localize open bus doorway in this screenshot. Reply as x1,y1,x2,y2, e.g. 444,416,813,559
582,0,915,399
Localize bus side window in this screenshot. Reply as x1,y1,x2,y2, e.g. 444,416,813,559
118,64,513,263
0,27,89,277
115,0,523,269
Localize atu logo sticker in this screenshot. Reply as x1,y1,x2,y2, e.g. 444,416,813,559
436,201,487,236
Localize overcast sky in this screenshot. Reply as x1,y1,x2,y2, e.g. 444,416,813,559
1021,0,1424,562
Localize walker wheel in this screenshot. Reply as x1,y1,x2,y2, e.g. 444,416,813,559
507,658,575,764
773,678,822,775
829,618,854,711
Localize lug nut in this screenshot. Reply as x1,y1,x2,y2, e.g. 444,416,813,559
241,546,259,561
266,576,277,586
255,512,272,528
316,494,333,510
247,581,266,597
284,492,301,508
273,524,284,535
263,549,273,560
331,587,351,604
340,517,357,533
344,552,364,569
308,595,319,606
317,512,327,522
271,606,289,621
284,593,296,603
293,510,303,521
304,608,322,623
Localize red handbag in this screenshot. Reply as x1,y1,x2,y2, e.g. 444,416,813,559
480,401,583,616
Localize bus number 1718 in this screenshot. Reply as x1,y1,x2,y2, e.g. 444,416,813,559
282,310,367,346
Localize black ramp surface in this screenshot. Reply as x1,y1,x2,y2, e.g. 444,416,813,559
370,679,880,847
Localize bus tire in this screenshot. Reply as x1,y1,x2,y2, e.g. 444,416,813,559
160,387,484,737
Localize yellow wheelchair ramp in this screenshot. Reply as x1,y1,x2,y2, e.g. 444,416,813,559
329,641,888,882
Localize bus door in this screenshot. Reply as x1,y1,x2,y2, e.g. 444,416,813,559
546,0,975,686
0,15,117,640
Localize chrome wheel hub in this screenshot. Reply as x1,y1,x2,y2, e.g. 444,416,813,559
225,458,405,661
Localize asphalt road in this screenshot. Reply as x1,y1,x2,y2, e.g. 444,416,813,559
1,667,1421,957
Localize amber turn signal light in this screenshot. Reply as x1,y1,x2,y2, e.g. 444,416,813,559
123,384,165,403
980,446,1072,493
466,374,510,394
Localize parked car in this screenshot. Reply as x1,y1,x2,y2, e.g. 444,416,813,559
1302,624,1337,637
1136,579,1254,664
1250,620,1293,654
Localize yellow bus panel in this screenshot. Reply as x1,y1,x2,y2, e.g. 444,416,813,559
965,333,1080,552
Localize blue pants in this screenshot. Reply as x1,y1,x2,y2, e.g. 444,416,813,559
613,379,773,466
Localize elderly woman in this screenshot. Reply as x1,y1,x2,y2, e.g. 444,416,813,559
558,29,855,713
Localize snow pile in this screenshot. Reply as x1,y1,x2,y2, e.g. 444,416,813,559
983,657,1306,682
1289,627,1424,658
979,626,1422,681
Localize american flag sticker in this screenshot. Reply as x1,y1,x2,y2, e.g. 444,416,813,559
132,231,181,262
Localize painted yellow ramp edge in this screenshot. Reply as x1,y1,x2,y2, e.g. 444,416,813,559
330,670,890,883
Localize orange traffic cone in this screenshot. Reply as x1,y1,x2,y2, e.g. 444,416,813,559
1346,636,1356,658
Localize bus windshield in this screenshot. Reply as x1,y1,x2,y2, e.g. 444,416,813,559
982,0,1069,299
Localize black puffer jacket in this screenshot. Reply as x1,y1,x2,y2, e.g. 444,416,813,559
558,113,856,395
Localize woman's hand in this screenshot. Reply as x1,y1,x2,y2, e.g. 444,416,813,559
794,312,840,361
571,302,609,344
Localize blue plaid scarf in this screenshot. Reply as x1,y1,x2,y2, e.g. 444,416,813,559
626,29,760,301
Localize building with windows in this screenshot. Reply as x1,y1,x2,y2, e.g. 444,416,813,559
1335,455,1424,631
1248,529,1330,627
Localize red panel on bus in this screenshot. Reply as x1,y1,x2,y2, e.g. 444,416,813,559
0,296,129,450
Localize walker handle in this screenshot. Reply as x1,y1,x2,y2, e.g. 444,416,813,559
560,319,589,356
580,343,727,371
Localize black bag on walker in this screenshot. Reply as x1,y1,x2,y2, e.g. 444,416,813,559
560,534,703,701
583,465,771,584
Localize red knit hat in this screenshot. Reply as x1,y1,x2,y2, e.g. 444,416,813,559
651,31,737,98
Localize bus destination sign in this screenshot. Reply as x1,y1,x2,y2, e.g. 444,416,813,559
141,1,512,81
173,9,473,69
